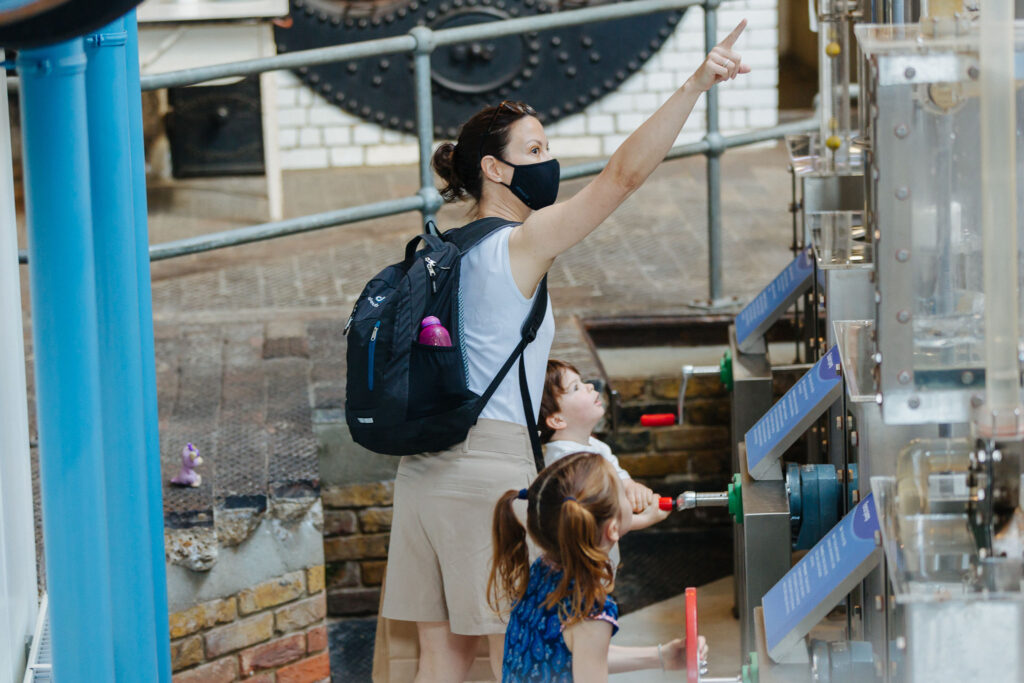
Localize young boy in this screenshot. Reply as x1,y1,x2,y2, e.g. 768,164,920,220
540,359,670,529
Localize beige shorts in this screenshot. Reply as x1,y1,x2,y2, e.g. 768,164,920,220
380,418,537,636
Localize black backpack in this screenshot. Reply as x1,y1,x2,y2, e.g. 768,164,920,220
344,217,548,468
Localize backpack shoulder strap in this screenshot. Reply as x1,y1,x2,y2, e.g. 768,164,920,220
442,217,520,253
475,276,549,471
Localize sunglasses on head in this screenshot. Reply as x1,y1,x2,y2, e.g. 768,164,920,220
477,100,538,161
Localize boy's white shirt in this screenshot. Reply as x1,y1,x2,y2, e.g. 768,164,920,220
543,436,631,480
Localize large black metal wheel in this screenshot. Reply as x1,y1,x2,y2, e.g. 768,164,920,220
275,0,686,136
0,0,145,50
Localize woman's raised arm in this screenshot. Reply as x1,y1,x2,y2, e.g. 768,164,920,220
508,19,749,292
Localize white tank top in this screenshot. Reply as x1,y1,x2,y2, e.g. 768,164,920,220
459,225,555,426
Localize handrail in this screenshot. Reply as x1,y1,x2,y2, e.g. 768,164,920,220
15,119,816,265
139,0,705,91
14,0,796,301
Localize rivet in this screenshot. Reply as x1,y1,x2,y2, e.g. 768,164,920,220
874,290,882,304
961,371,975,385
904,66,916,79
873,352,883,364
896,248,909,262
895,187,909,200
968,65,979,80
908,395,921,409
897,310,910,323
895,123,909,138
971,393,984,408
898,370,911,384
994,449,1003,462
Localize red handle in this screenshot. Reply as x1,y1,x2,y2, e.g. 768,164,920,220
685,587,699,683
641,413,676,427
659,496,674,511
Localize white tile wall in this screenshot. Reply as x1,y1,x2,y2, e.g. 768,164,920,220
276,1,778,168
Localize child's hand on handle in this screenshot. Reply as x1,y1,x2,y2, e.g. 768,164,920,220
625,479,656,514
658,636,707,670
690,20,751,92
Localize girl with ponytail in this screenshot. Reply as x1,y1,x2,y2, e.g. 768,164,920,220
488,451,708,681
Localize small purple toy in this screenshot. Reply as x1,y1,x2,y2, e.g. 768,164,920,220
171,443,203,487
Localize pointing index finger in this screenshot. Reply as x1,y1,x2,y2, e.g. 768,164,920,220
720,19,747,48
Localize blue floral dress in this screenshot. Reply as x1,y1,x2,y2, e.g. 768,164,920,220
502,558,619,682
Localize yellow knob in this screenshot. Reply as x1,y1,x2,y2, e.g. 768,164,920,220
826,42,841,57
825,135,842,150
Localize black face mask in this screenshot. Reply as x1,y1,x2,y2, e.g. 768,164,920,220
496,157,560,211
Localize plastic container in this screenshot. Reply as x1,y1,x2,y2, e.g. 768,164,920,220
418,316,452,346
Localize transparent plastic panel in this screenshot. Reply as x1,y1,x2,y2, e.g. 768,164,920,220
907,93,986,378
893,438,975,587
808,211,870,266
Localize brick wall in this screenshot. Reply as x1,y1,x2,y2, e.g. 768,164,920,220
320,482,393,618
275,0,778,169
601,371,732,482
170,566,330,683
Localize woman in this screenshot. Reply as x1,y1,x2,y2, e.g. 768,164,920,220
380,19,749,682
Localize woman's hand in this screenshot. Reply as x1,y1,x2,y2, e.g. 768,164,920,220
689,20,750,92
660,635,708,670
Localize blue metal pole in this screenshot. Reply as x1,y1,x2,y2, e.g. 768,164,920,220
84,17,161,681
17,38,116,682
123,11,173,681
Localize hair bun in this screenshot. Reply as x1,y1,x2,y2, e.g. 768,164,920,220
432,141,465,202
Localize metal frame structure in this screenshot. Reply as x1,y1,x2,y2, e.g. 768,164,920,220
13,0,813,302
6,1,813,679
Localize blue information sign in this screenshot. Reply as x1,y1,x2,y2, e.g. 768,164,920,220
762,493,881,661
745,345,842,480
736,248,815,353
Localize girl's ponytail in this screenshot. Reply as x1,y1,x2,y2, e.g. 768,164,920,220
487,489,530,614
549,498,615,625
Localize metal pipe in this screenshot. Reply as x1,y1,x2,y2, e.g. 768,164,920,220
139,0,706,91
124,12,172,680
18,37,117,680
84,17,160,680
676,490,729,509
140,33,418,91
0,48,38,683
704,1,722,302
148,194,425,261
411,27,442,233
13,119,813,266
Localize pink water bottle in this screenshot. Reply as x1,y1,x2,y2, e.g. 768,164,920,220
418,316,452,346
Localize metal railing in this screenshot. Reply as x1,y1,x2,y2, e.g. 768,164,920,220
15,0,814,301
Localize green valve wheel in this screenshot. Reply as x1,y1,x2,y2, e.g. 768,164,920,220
727,472,743,525
720,350,734,392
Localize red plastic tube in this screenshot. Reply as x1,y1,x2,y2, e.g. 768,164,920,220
686,587,699,683
659,496,675,511
640,413,676,427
